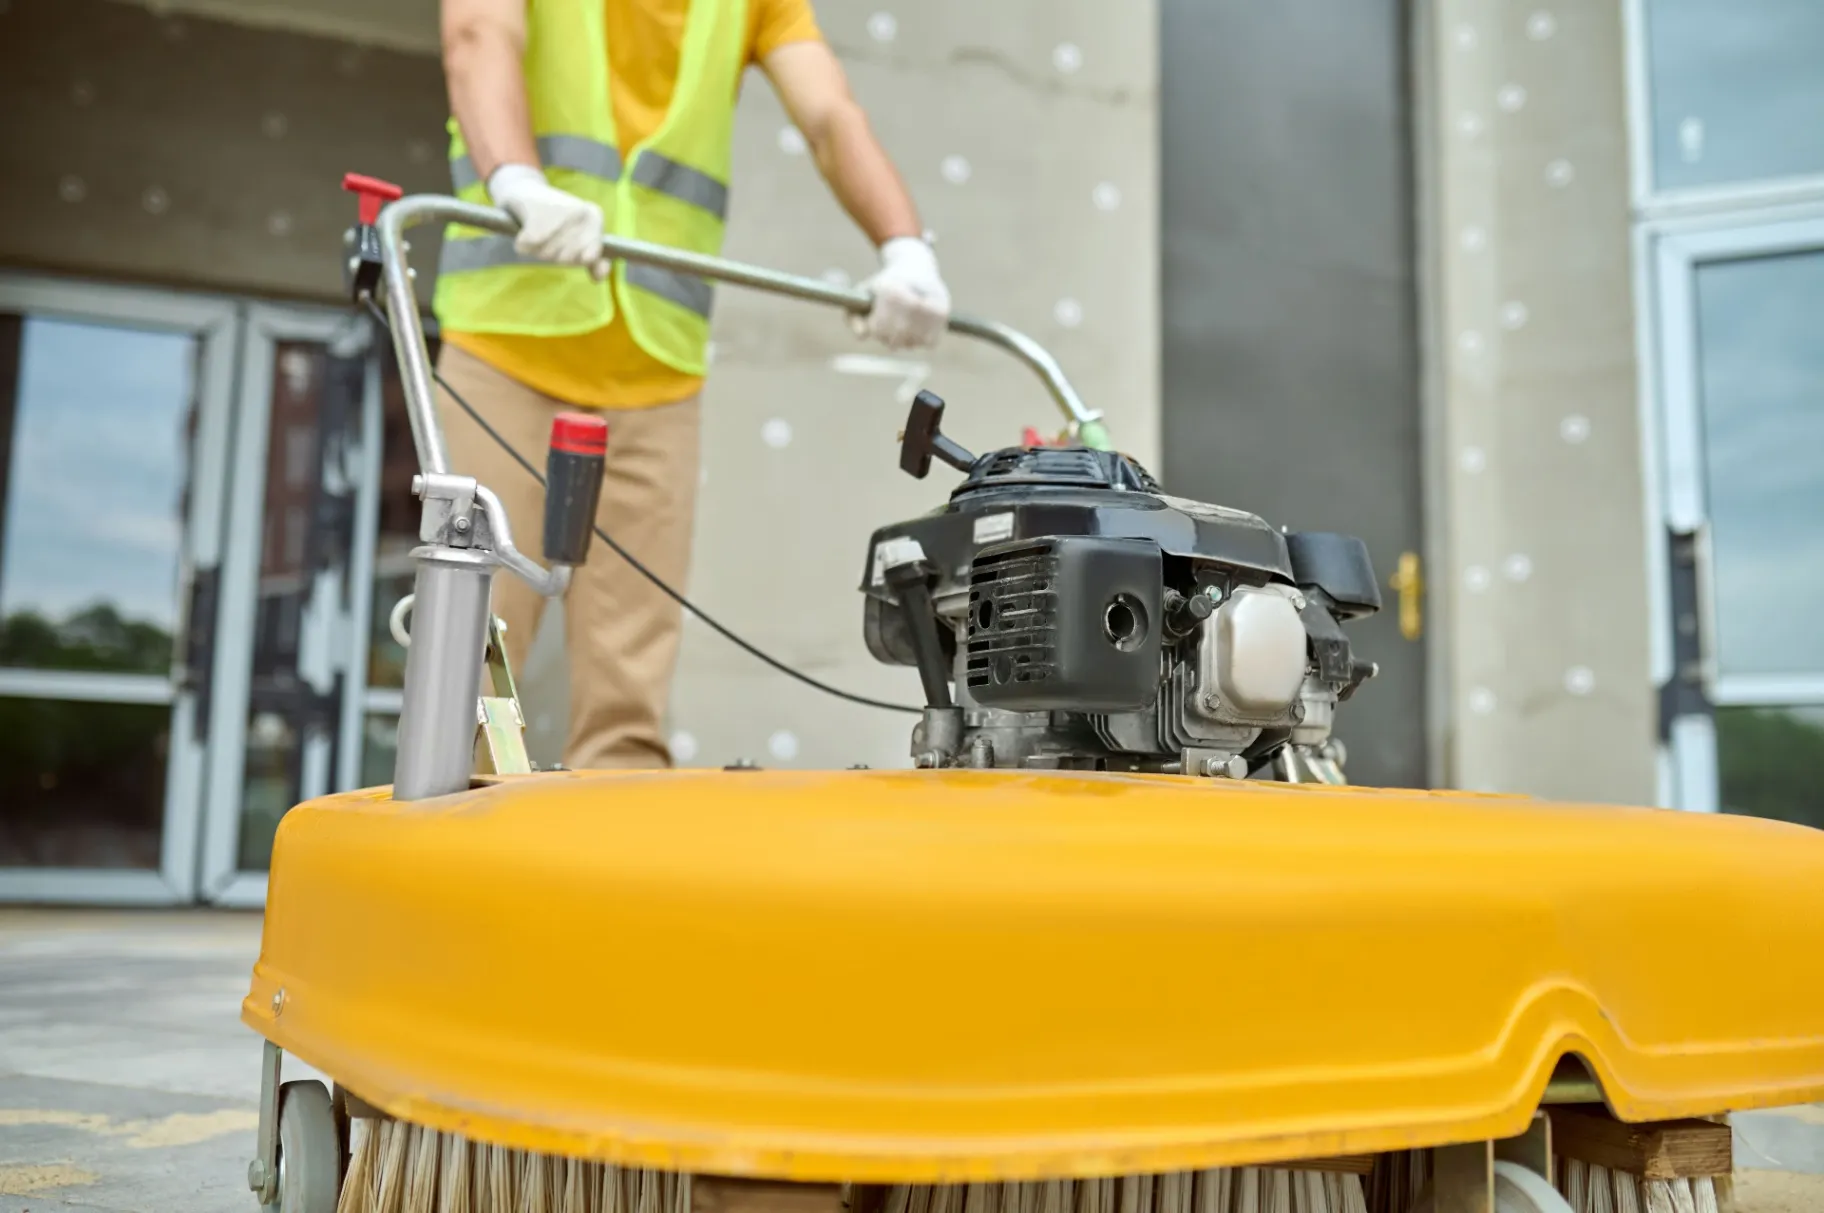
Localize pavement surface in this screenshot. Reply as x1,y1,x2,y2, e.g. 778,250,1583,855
0,910,1822,1212
0,910,328,1212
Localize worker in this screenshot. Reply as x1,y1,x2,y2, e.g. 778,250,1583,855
432,0,950,769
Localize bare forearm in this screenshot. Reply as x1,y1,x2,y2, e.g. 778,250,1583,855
808,103,923,246
442,0,537,183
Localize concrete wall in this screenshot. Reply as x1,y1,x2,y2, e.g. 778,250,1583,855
0,0,449,306
1415,0,1656,802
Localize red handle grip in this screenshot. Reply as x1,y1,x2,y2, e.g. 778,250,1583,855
342,172,404,225
551,412,609,456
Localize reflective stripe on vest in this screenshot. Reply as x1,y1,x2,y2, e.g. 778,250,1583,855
438,235,714,319
629,151,728,219
450,134,625,193
624,261,714,318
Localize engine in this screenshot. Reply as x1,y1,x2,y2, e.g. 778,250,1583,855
859,393,1381,782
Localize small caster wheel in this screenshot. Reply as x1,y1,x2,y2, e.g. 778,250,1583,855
1409,1162,1573,1213
261,1079,339,1213
1493,1161,1574,1213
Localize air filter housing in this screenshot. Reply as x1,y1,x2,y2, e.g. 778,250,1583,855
964,536,1162,713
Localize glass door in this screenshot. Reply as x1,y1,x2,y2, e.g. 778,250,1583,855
0,275,236,903
196,304,379,905
1650,209,1824,822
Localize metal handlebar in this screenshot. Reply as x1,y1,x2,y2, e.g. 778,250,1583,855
375,194,1109,479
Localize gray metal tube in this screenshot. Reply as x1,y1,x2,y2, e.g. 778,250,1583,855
392,546,495,800
373,195,1105,467
588,233,1104,434
375,201,451,475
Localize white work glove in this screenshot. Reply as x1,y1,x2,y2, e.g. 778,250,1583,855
488,164,611,281
851,236,950,350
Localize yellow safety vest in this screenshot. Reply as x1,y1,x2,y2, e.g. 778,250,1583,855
431,0,746,377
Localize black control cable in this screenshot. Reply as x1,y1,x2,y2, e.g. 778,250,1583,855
364,298,920,715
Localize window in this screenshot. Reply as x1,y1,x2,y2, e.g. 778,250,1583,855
1641,0,1824,194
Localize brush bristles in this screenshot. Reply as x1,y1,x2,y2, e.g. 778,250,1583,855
1556,1160,1718,1213
341,1120,1371,1213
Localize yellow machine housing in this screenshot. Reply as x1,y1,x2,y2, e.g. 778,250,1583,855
244,769,1824,1184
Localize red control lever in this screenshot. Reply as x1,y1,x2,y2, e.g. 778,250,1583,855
342,173,404,225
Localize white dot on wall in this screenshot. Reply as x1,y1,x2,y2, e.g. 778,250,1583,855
1564,666,1595,696
1458,112,1484,139
768,730,800,761
1500,300,1530,330
1054,298,1083,328
1053,42,1083,73
1459,445,1486,474
1546,159,1576,187
1527,11,1557,40
1465,565,1492,593
671,731,700,763
1458,330,1485,355
262,112,288,139
866,11,897,41
1503,553,1534,583
1560,414,1591,444
71,80,94,106
821,267,851,288
699,465,710,487
58,175,86,203
1454,23,1478,50
267,211,293,236
1460,225,1487,252
941,154,972,185
761,418,793,449
1497,84,1527,113
1092,182,1122,212
704,341,718,366
1469,688,1498,716
143,186,169,215
777,126,807,156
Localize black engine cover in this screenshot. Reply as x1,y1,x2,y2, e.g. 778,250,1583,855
964,536,1163,712
861,446,1297,670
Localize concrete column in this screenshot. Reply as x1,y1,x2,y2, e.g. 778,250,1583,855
1415,0,1656,801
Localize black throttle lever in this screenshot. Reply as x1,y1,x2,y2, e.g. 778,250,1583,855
899,390,977,479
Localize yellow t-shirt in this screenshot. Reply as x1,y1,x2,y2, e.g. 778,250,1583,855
443,0,823,409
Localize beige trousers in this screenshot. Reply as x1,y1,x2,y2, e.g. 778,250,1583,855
435,343,699,770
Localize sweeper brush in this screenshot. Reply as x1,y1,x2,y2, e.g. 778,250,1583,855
240,180,1824,1213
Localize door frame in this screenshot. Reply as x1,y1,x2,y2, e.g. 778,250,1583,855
1642,201,1824,812
0,272,238,904
198,303,377,907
